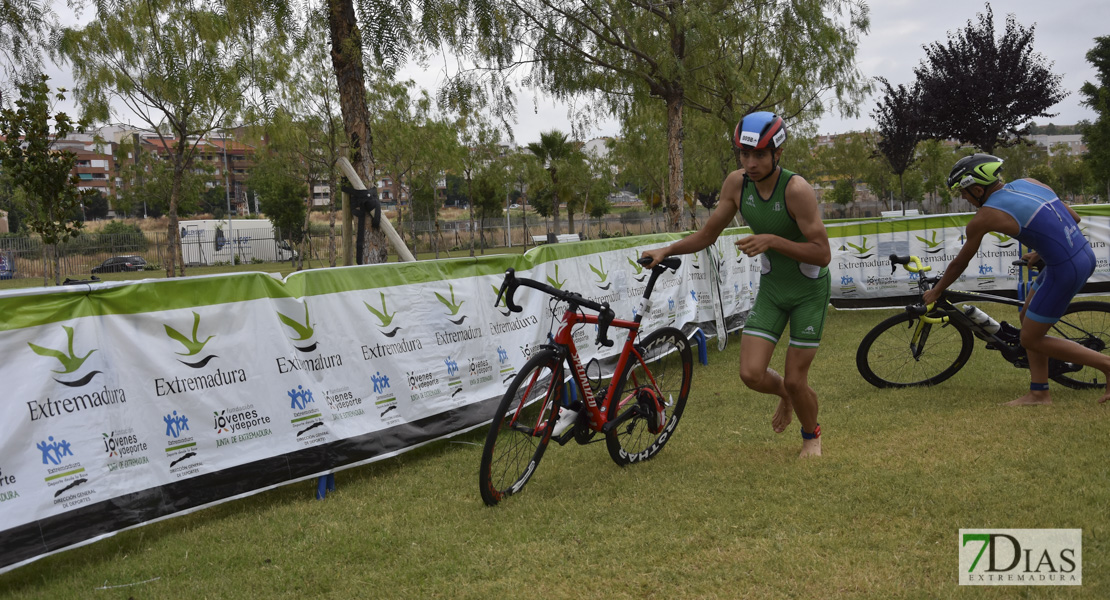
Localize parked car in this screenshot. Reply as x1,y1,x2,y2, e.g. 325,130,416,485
91,255,147,274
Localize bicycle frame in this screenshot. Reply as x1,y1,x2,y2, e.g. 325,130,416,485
897,255,1029,365
497,256,682,437
550,308,647,432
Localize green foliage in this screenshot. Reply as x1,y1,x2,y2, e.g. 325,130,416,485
1080,36,1110,198
872,77,922,185
914,6,1066,153
248,152,307,245
828,179,856,206
0,76,91,283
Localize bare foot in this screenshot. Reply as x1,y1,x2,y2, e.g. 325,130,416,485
1099,390,1110,404
772,397,793,433
1003,391,1052,406
799,437,821,458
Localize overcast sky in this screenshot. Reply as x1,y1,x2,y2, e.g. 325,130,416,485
48,0,1109,144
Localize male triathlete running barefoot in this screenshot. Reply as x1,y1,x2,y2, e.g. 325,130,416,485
923,154,1110,406
641,113,831,457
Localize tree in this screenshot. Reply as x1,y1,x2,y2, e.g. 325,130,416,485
113,137,214,219
914,139,960,209
249,151,308,266
60,0,267,277
914,4,1066,153
1080,36,1110,201
872,78,922,212
821,132,872,205
462,0,869,233
0,76,93,285
526,130,576,235
0,0,56,89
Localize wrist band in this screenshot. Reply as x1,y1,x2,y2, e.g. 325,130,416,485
801,424,821,440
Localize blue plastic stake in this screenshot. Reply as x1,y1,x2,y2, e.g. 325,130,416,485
692,330,708,365
315,473,336,500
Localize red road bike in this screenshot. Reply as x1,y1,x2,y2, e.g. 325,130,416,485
480,257,693,505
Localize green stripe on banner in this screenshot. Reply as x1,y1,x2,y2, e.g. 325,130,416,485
44,468,85,482
0,233,688,333
166,442,197,452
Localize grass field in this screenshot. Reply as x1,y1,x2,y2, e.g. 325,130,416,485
1,302,1108,599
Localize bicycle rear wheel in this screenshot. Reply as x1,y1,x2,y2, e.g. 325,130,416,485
1049,301,1110,390
605,327,692,466
856,311,974,388
479,350,562,506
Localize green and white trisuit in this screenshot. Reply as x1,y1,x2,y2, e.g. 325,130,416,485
738,168,831,349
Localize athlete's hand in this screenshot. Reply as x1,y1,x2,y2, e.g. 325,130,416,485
735,234,774,257
640,248,668,269
1021,251,1043,269
922,287,941,307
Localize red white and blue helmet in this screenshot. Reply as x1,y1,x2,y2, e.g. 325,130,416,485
733,112,787,151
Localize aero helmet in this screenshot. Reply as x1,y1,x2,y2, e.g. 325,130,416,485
733,112,787,151
947,154,1004,190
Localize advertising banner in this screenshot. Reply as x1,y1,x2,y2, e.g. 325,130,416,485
0,234,757,573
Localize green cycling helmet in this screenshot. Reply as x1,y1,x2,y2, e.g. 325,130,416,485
947,154,1004,190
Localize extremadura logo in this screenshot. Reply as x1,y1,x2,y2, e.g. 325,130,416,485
37,435,96,509
287,385,327,446
277,301,318,352
163,410,201,478
28,325,101,387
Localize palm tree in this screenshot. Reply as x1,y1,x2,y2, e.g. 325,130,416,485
526,130,574,235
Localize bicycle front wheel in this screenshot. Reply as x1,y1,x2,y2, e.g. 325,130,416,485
856,312,974,388
479,350,562,506
1049,301,1110,390
605,327,692,466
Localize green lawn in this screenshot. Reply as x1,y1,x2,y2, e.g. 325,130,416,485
2,303,1107,599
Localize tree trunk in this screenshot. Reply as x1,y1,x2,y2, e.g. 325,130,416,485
328,172,337,267
467,172,475,257
550,169,561,235
327,0,386,264
665,92,686,232
166,160,186,278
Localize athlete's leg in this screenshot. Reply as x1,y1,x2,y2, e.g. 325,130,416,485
1018,255,1110,403
1007,288,1052,406
738,334,792,432
1020,319,1110,404
783,346,820,457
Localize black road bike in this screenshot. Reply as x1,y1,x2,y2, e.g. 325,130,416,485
856,254,1110,389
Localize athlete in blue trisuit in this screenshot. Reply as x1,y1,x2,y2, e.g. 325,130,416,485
923,154,1110,406
642,112,831,457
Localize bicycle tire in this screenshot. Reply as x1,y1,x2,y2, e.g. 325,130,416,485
856,311,974,388
479,350,563,506
605,327,693,466
1048,301,1110,390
